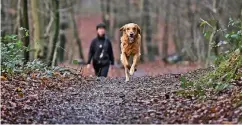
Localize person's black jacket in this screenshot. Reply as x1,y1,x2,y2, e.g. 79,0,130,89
87,36,114,66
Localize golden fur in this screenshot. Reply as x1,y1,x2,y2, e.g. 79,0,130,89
120,23,141,82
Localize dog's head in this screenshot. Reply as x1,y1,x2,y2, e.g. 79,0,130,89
120,23,141,43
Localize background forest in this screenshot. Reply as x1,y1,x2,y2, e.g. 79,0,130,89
2,0,241,70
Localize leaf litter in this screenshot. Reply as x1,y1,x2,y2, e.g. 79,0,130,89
1,68,242,124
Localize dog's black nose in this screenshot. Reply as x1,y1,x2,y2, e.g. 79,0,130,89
130,33,134,37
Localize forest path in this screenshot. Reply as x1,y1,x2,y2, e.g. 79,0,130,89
1,73,181,124
1,68,241,124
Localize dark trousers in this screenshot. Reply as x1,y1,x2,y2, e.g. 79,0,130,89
93,64,110,77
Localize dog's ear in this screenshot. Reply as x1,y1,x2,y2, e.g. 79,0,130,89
119,25,126,32
135,24,141,34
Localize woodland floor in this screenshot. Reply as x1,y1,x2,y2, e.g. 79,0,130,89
1,67,242,124
1,15,242,124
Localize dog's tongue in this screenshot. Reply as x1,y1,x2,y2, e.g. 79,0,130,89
129,37,134,41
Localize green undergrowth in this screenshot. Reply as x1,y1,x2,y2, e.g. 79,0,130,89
177,49,242,99
177,18,242,99
1,29,74,79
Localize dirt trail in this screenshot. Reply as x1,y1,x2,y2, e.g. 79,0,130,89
1,74,181,124
1,68,241,124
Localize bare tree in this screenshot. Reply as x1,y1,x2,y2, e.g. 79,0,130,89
172,0,182,53
100,0,111,36
2,0,242,65
49,0,60,66
58,0,69,63
161,0,171,59
141,0,154,61
30,0,42,59
18,0,30,62
68,0,85,61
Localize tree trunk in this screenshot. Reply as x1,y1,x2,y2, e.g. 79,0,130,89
240,6,242,18
161,0,170,59
187,0,197,61
106,0,111,36
109,0,115,40
100,0,105,21
194,1,204,62
68,0,84,61
52,40,60,67
153,2,160,56
17,0,30,62
21,0,30,62
58,31,66,62
125,0,131,22
43,1,54,62
214,21,220,56
143,0,154,61
100,0,111,36
39,1,48,60
58,1,69,63
1,0,6,37
49,0,60,66
140,0,147,62
181,0,196,61
113,0,122,64
172,0,182,53
68,38,74,64
212,0,220,56
31,0,41,59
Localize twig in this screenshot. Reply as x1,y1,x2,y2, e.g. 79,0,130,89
44,16,54,38
200,18,214,29
43,1,54,38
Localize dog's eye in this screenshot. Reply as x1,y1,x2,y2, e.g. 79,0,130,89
132,28,136,30
127,28,130,30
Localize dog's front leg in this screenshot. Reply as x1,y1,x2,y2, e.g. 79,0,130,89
121,53,129,68
121,53,130,82
130,54,140,75
124,66,130,82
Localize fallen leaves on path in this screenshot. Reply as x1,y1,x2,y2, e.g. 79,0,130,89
1,69,242,124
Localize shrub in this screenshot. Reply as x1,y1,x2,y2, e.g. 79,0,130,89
177,18,242,99
1,30,73,78
1,34,26,75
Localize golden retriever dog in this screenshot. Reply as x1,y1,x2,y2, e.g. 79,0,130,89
120,23,141,82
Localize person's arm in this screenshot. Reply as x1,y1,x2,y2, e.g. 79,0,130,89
108,40,114,65
87,39,95,64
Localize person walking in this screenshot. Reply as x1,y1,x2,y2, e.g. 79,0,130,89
87,23,114,77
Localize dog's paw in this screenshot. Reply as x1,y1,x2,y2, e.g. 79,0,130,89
129,67,135,76
125,78,130,82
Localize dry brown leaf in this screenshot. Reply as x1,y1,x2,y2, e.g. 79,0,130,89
53,72,61,77
1,76,7,81
18,92,24,98
221,121,236,124
15,87,22,92
40,77,49,84
31,73,36,79
210,106,217,113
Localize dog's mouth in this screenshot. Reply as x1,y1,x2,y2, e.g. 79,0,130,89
129,34,134,42
129,36,134,41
